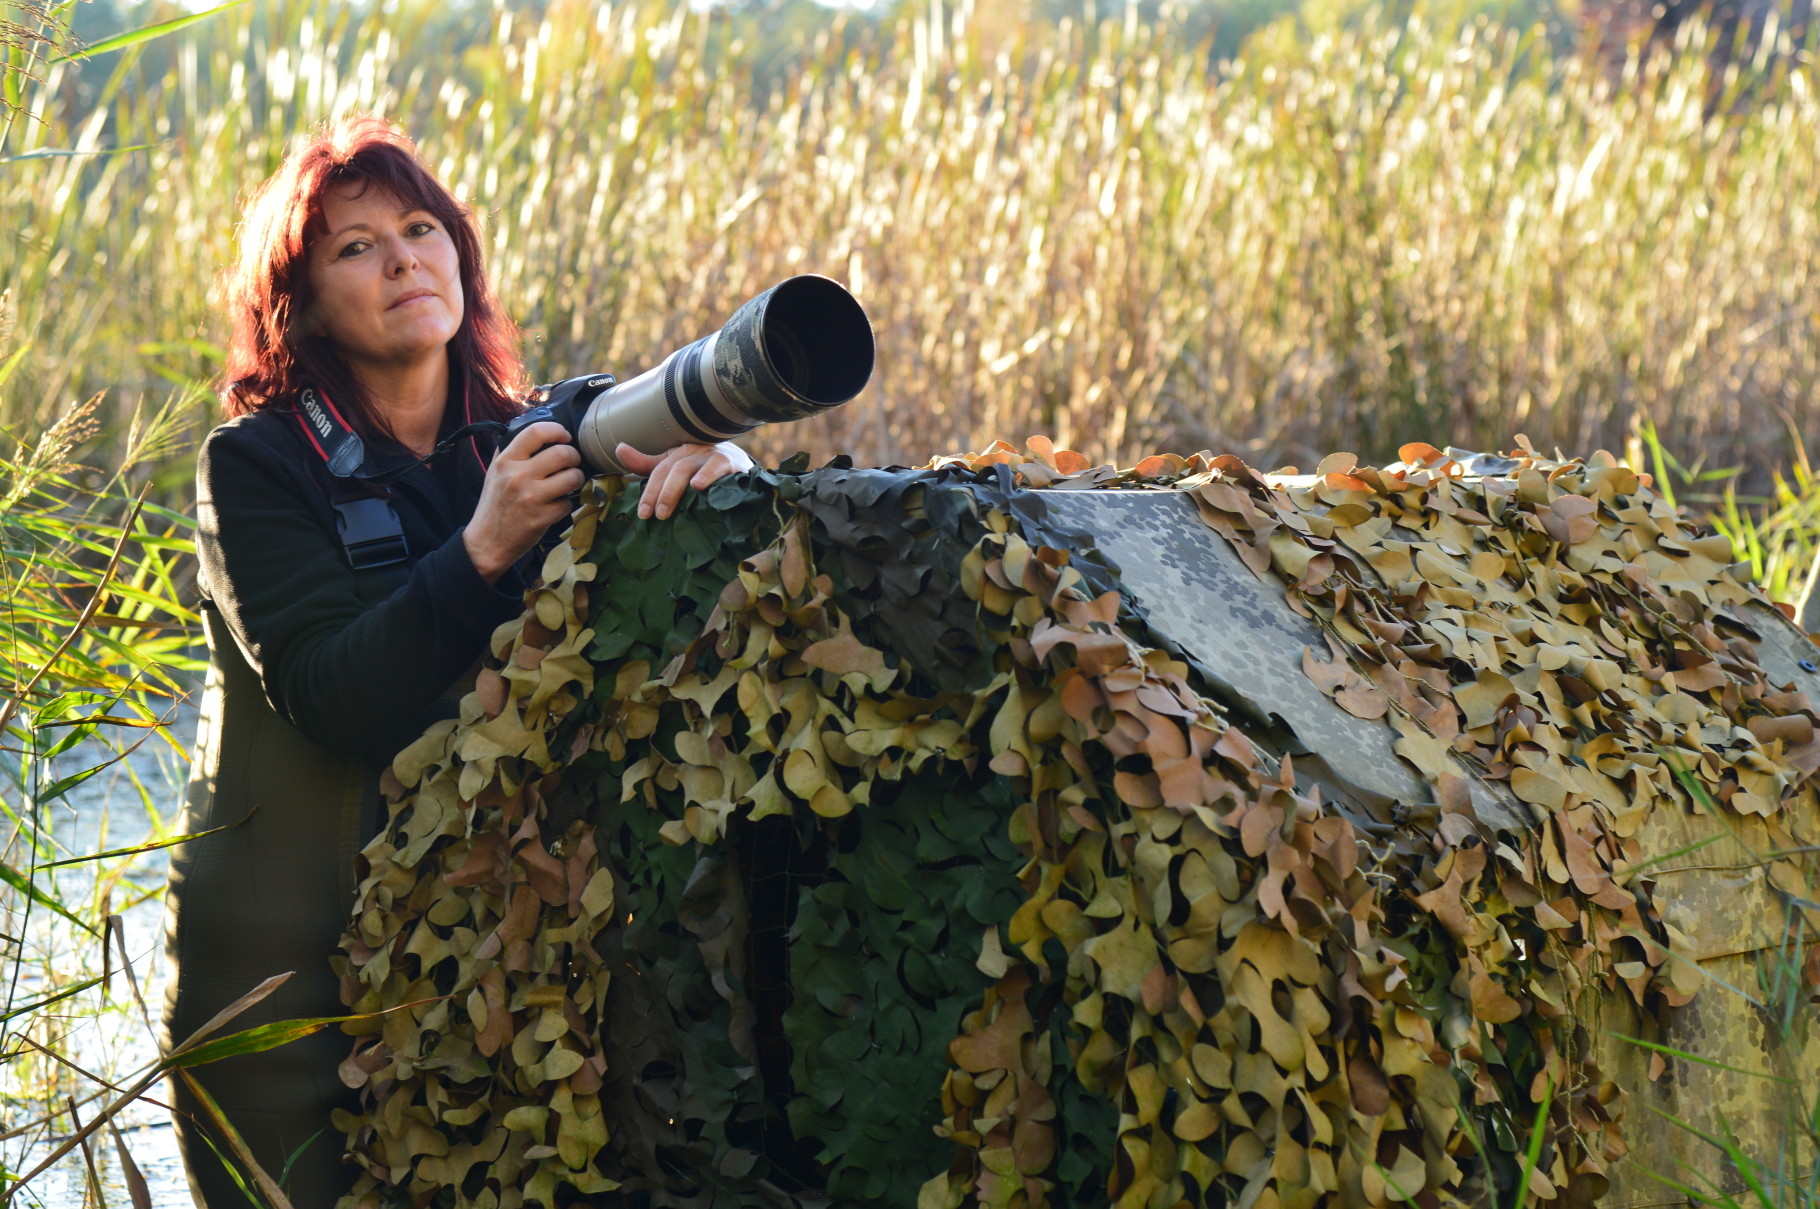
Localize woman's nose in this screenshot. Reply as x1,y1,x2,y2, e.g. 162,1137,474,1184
386,240,418,276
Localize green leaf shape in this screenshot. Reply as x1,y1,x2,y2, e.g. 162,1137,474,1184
1,974,105,1023
165,1004,429,1071
37,815,247,870
47,0,249,64
0,144,157,164
0,858,99,938
785,767,1026,1200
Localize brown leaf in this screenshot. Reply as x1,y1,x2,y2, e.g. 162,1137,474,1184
1140,962,1173,1014
1335,682,1390,719
1468,966,1523,1023
1672,660,1729,693
1413,870,1475,941
444,832,506,890
1540,495,1599,546
801,630,887,678
1064,631,1130,677
1511,768,1567,811
780,525,809,597
1302,643,1352,693
1397,442,1447,467
1748,714,1815,745
1348,1051,1391,1116
475,667,507,718
1112,769,1162,808
1238,801,1282,857
1558,821,1609,895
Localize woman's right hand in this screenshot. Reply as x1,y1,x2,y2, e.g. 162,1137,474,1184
462,421,584,584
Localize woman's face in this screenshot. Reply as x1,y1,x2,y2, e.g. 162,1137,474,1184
301,180,464,375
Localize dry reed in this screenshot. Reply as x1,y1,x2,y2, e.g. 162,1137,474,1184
1,1,1815,483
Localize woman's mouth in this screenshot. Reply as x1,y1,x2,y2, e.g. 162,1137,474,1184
390,290,435,310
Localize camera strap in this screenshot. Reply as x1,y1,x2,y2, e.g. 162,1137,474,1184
292,387,409,572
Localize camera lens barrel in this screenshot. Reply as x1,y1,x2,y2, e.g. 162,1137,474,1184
572,274,873,475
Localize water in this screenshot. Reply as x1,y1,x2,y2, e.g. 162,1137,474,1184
4,700,199,1209
9,1121,189,1209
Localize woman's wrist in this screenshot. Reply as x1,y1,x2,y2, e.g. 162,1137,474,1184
462,527,508,584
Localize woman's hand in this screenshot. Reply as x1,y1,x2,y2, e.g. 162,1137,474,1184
463,421,585,583
616,441,755,520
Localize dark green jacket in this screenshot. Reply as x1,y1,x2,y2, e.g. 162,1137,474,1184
162,401,528,1208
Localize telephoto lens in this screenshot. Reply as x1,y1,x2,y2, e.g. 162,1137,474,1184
514,275,874,476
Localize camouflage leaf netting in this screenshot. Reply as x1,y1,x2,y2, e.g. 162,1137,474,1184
335,440,1820,1209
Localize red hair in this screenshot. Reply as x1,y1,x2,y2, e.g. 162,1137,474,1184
220,115,526,438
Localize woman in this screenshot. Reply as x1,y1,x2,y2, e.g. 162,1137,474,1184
161,115,751,1208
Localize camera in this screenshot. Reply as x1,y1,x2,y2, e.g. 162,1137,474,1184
508,275,874,476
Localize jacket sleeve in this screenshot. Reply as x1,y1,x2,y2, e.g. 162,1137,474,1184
195,422,526,766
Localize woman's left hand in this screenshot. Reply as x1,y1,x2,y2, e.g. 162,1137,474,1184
616,441,756,520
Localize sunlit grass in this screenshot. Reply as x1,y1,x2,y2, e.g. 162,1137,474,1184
0,399,199,1202
0,241,201,1196
1,0,1816,490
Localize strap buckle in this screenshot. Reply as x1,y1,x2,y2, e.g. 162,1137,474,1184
334,497,408,570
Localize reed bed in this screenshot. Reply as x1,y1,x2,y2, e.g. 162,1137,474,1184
0,0,1815,488
0,379,199,1199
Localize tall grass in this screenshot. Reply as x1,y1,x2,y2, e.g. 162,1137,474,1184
0,0,1816,487
3,13,213,1198
0,365,201,1198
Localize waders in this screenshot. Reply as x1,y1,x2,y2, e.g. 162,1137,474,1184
162,604,381,1208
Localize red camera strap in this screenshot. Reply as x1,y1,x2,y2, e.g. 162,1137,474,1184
291,387,407,571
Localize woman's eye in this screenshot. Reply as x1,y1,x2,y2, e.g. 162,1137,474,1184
408,221,434,237
338,241,369,259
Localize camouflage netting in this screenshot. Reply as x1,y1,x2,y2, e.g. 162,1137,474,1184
334,440,1820,1209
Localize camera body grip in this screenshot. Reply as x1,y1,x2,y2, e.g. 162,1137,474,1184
503,374,619,472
